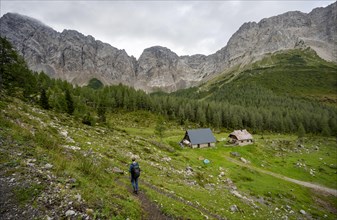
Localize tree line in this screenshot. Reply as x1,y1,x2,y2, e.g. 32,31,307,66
1,37,336,136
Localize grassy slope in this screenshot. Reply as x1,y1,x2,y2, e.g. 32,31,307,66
1,97,336,219
173,48,337,104
235,49,337,102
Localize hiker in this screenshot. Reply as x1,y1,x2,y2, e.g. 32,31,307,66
129,157,141,194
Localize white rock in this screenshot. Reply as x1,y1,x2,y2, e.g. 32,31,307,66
60,130,68,137
66,137,75,143
75,193,81,202
44,163,53,169
240,157,248,164
300,210,306,215
162,157,171,162
65,210,75,216
230,205,239,212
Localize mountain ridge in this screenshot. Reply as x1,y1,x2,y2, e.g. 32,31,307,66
1,2,336,92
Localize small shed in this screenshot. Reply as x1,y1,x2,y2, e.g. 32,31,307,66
228,129,253,146
181,128,216,148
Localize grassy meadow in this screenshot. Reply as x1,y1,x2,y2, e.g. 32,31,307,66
1,96,336,219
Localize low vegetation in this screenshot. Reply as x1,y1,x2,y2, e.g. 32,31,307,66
1,98,336,219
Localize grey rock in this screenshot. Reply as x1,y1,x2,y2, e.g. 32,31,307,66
185,166,193,172
230,152,241,157
240,157,249,164
162,157,172,162
300,209,306,215
74,193,81,202
68,178,77,183
230,205,239,212
298,144,305,148
65,210,75,216
44,163,53,170
1,2,336,92
112,167,124,174
185,166,193,176
0,13,137,88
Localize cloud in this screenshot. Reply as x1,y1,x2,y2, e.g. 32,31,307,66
1,0,335,58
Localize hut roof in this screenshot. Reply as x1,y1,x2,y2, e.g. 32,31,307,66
186,128,216,145
229,129,253,141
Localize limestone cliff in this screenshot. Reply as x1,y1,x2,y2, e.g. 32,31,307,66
1,2,336,92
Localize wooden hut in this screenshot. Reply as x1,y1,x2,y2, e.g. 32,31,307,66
228,129,253,146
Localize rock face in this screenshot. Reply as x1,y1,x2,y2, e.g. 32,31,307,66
1,2,336,92
0,13,137,87
213,4,337,71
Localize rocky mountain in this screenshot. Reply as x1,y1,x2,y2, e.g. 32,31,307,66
1,2,336,92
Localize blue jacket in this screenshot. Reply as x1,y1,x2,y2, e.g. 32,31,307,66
129,162,140,176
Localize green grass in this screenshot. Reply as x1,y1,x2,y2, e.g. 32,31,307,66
14,183,45,206
236,49,337,101
220,135,337,189
1,96,336,219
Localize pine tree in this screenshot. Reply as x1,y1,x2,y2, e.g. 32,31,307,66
39,88,50,110
65,89,74,115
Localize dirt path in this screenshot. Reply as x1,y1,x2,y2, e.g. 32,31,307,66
225,156,337,197
121,178,172,220
136,190,172,220
121,176,226,220
141,180,227,220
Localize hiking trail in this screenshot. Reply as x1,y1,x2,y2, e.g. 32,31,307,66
224,156,337,197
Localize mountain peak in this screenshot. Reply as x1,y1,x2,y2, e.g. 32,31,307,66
2,12,52,30
1,4,336,93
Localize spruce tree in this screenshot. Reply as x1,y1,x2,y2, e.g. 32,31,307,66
40,88,50,110
65,89,74,115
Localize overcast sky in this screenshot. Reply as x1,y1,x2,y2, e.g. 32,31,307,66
1,0,335,58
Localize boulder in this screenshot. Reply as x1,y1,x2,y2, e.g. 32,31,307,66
65,210,75,216
230,152,241,157
112,167,124,174
44,163,53,170
230,205,239,212
240,157,249,164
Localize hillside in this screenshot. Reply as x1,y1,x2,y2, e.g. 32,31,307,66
211,49,337,103
174,48,337,103
1,93,337,220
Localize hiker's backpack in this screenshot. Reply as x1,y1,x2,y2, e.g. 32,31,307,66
132,163,140,178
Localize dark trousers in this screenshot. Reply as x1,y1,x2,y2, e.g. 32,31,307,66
131,176,139,192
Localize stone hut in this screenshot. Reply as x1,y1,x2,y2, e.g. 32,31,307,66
228,129,253,146
180,128,216,148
